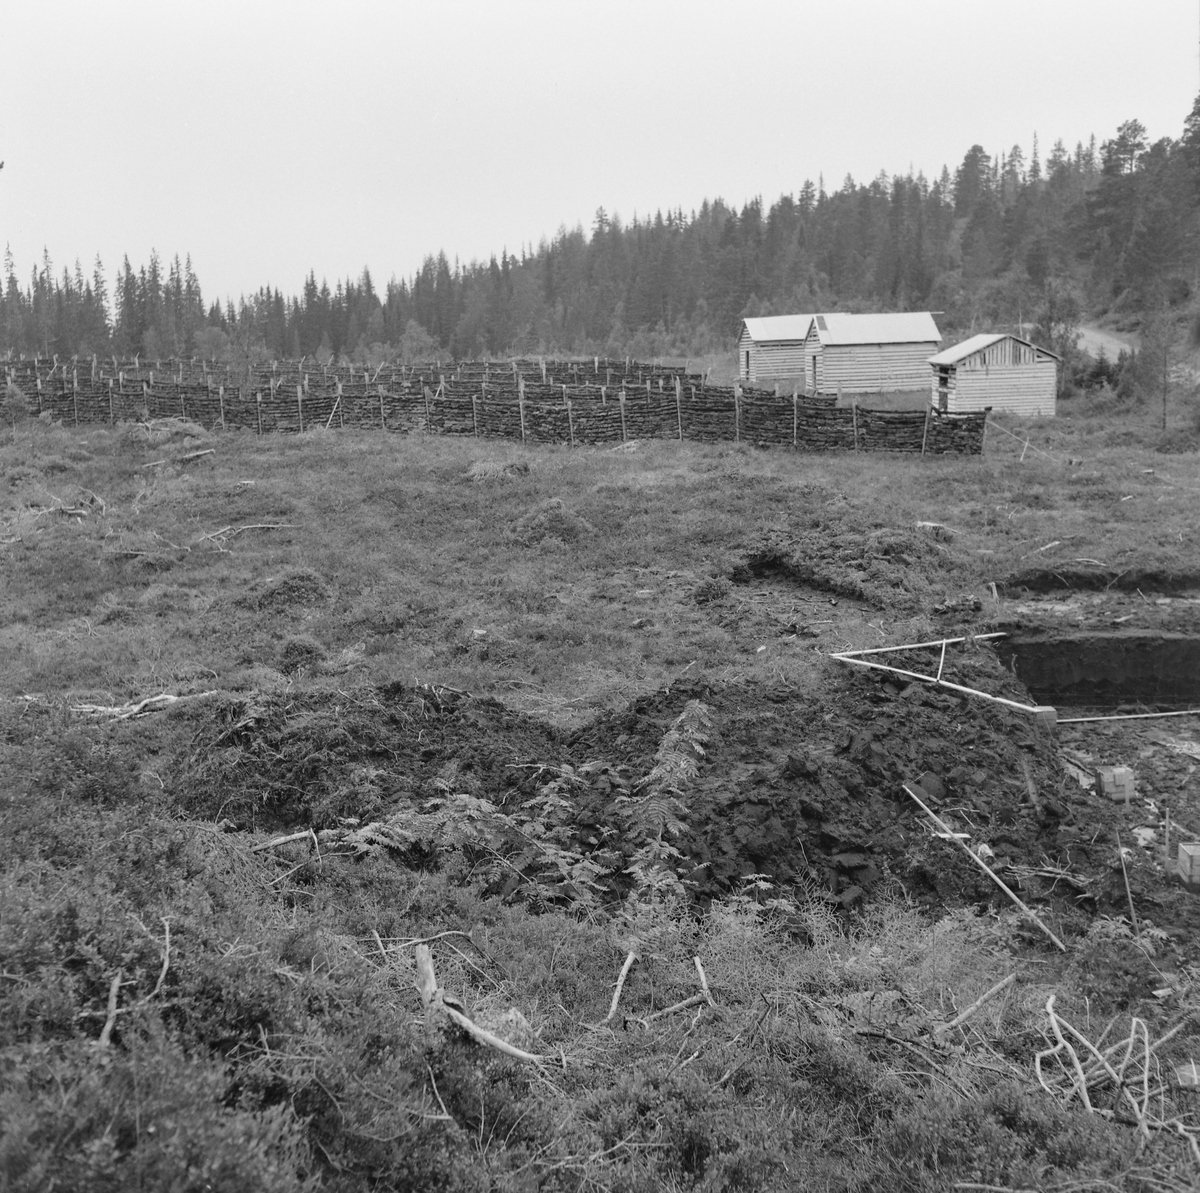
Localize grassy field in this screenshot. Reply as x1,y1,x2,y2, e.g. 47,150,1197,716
3,394,1200,1191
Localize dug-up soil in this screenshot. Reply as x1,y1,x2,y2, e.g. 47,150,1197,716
172,642,1200,958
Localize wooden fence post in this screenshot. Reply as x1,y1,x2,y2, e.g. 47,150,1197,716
734,387,740,443
219,385,226,430
619,391,627,441
72,373,79,427
793,392,798,447
471,394,478,437
296,384,304,433
567,398,575,448
675,377,683,441
920,404,931,456
518,376,526,444
256,391,263,435
852,401,859,452
380,386,387,431
108,379,114,424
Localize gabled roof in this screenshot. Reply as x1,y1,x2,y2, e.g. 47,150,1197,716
928,332,1060,366
741,314,815,343
811,311,942,346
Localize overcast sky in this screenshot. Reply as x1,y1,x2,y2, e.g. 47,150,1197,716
2,0,1197,304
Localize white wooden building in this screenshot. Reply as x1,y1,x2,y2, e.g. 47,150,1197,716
737,314,815,383
928,333,1059,417
803,312,942,393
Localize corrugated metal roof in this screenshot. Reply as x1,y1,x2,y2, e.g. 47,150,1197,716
742,314,815,343
813,312,942,346
928,332,1060,366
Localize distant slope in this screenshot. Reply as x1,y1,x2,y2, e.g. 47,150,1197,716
1078,324,1134,358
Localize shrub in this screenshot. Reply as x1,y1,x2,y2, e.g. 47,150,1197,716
3,382,29,432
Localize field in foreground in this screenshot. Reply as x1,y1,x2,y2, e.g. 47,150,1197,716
2,395,1200,1191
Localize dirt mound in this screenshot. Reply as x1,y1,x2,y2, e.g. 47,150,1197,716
463,458,531,482
731,526,969,611
508,497,594,545
240,568,329,611
174,683,561,831
120,417,209,447
168,652,1190,933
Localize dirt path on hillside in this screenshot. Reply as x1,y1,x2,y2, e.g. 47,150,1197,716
1078,323,1134,359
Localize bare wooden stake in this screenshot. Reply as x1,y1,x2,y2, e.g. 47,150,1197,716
1116,832,1140,938
903,783,1066,951
604,950,639,1024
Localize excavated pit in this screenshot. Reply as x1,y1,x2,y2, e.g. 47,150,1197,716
994,631,1200,708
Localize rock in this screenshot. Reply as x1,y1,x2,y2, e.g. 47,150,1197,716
785,751,820,779
915,771,945,799
832,851,869,870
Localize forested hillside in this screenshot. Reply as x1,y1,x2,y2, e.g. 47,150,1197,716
4,102,1199,375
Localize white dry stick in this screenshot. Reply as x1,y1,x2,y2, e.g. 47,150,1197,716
251,830,314,853
604,950,639,1024
440,1004,547,1064
146,919,171,1000
413,944,545,1064
1116,832,1140,938
72,691,219,720
1046,996,1093,1111
1051,1005,1152,1140
694,956,715,1007
98,971,123,1048
903,784,1067,952
645,993,709,1023
935,973,1016,1038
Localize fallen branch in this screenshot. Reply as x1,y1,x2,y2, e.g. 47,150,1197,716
934,973,1016,1039
902,784,1067,952
694,956,715,1007
145,918,171,1002
141,448,215,468
645,993,709,1023
414,944,545,1064
251,830,317,854
98,971,122,1048
712,997,774,1089
71,691,219,720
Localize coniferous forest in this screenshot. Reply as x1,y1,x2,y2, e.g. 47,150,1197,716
4,101,1200,381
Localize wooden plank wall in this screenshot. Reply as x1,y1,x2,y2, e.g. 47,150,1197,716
947,361,1057,417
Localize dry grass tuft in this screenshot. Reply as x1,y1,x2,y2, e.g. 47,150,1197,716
463,458,531,482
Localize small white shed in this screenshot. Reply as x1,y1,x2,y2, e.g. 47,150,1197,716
928,333,1059,417
803,312,942,393
737,314,815,383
